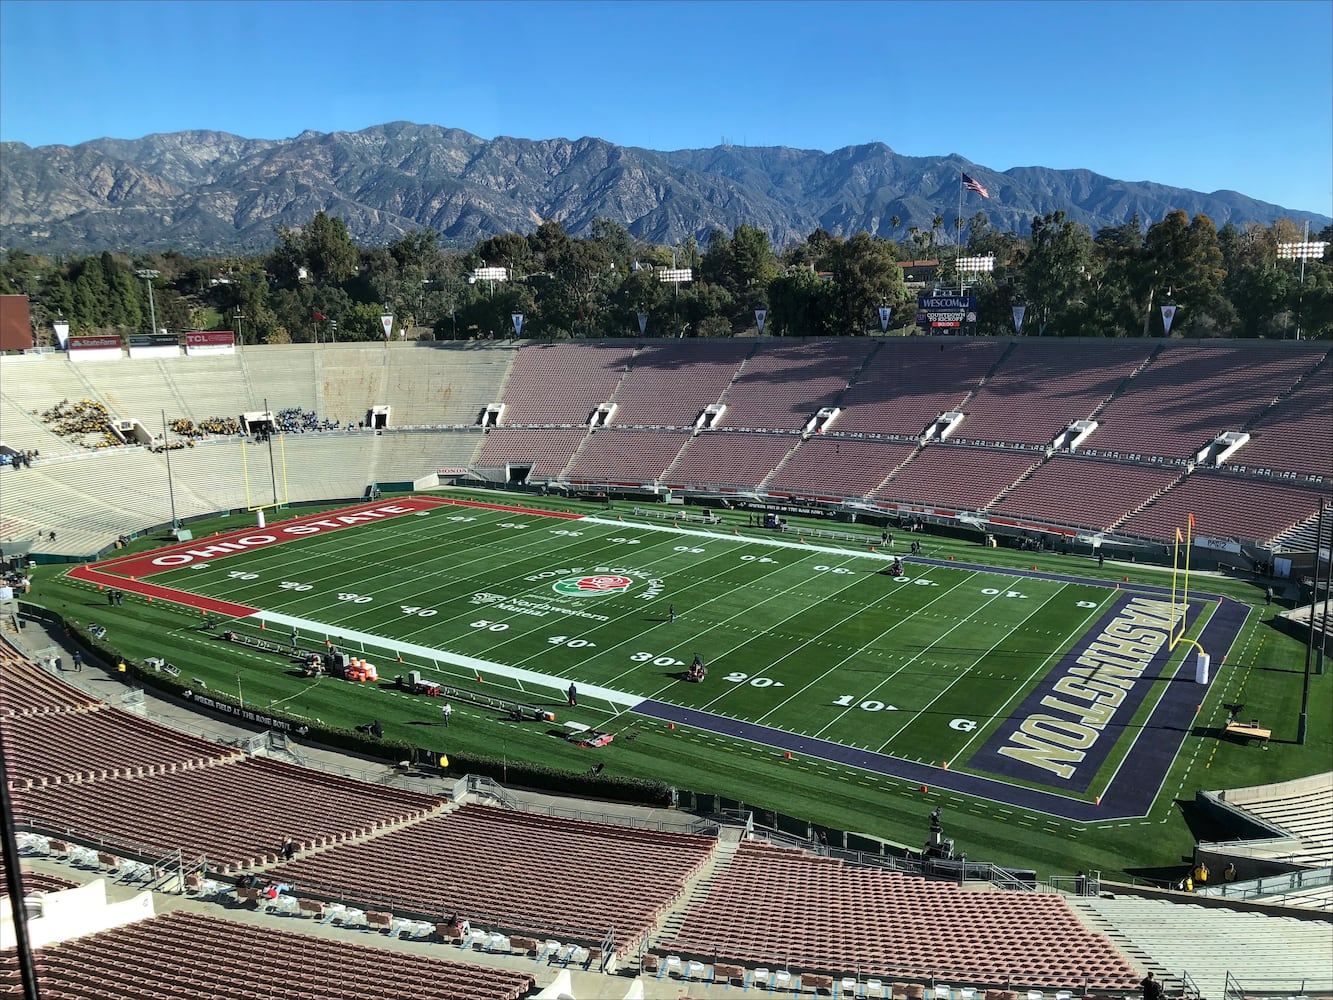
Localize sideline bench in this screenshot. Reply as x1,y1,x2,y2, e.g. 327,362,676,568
1225,721,1272,748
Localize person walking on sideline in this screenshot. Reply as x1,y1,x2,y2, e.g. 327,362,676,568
441,702,452,727
668,604,675,623
567,683,578,707
72,650,83,672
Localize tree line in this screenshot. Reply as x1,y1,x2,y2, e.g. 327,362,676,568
2,210,1330,344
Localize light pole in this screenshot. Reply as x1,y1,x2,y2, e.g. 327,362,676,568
233,308,245,346
1296,219,1310,341
161,408,179,530
136,268,160,337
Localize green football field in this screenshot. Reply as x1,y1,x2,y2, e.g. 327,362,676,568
44,491,1331,876
79,495,1228,817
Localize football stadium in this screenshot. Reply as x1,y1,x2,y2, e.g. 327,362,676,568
1,335,1331,999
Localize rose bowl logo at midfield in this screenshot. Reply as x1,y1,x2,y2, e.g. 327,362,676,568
552,574,633,597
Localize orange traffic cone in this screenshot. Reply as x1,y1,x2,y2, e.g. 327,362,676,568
476,675,484,683
668,722,675,730
784,751,792,760
920,784,929,794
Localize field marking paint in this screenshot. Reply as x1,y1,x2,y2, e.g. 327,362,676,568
865,580,1060,752
762,570,981,729
254,610,639,708
172,504,590,616
641,550,873,703
946,592,1111,762
1095,598,1242,811
88,496,458,578
878,582,1071,750
510,539,803,680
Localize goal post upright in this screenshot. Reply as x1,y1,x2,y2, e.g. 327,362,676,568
1170,512,1207,661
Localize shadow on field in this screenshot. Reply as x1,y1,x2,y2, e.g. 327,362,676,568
1123,864,1188,888
1175,796,1239,844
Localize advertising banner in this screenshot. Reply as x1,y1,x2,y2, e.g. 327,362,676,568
67,334,123,362
128,332,181,359
184,330,236,356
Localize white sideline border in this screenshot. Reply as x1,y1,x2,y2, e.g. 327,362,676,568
580,515,902,562
252,610,640,708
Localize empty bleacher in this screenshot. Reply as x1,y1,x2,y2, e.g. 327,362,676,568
608,339,752,428
372,428,484,483
0,649,101,716
565,428,690,484
835,340,1006,437
660,840,1140,988
1085,343,1325,461
266,803,717,947
13,754,445,872
717,340,873,431
1,704,242,789
4,337,1329,557
385,342,519,426
1073,895,1333,1000
994,455,1184,532
954,340,1153,447
243,345,321,416
498,342,635,425
667,433,801,490
22,909,536,1000
0,863,77,900
875,445,1042,511
1215,773,1333,866
160,353,255,419
473,426,586,481
1118,471,1330,544
1229,355,1333,480
767,437,918,498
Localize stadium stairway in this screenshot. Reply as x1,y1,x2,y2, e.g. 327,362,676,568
1066,896,1166,981
257,798,461,876
650,831,743,945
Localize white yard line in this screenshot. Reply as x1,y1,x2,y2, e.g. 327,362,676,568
755,567,978,727
875,583,1070,752
252,609,639,708
944,591,1112,761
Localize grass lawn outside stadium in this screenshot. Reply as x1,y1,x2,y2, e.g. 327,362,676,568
29,487,1331,882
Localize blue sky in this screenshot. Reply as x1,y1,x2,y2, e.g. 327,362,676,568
2,0,1329,216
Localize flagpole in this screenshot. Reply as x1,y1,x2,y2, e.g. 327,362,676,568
958,170,965,252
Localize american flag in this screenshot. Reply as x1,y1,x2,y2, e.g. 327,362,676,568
962,172,990,199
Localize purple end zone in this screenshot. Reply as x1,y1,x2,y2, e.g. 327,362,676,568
629,591,1250,822
970,593,1204,794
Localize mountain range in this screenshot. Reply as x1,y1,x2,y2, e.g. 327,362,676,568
1,121,1327,256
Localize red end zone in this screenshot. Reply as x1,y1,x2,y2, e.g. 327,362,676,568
67,495,585,616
